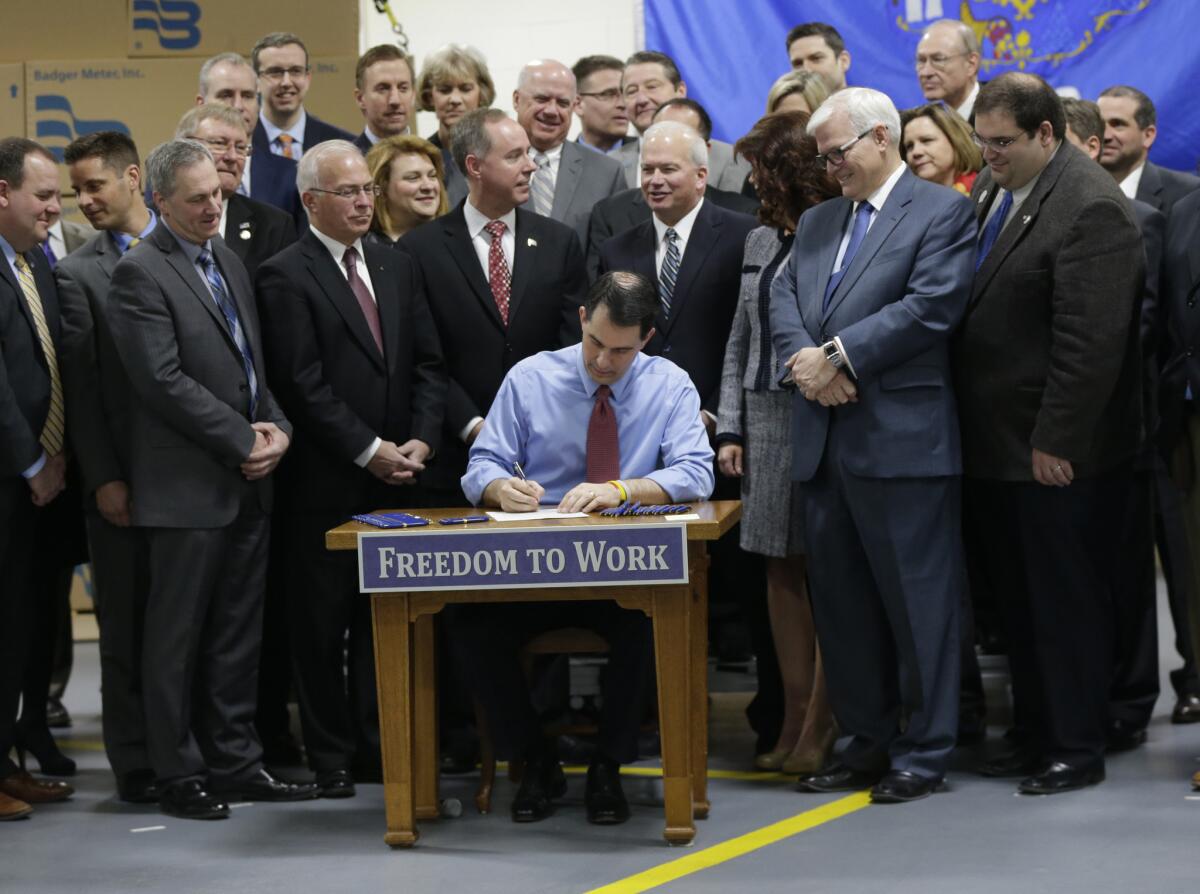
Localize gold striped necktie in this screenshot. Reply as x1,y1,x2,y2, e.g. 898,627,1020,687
14,254,65,455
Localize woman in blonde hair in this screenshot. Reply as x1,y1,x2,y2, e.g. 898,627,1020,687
415,44,496,207
366,135,449,243
764,69,831,116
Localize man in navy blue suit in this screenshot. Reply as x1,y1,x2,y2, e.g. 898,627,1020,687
771,87,977,803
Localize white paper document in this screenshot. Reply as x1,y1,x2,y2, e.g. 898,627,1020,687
485,509,590,522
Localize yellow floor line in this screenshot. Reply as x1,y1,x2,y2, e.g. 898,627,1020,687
58,739,106,752
584,792,871,894
501,762,787,782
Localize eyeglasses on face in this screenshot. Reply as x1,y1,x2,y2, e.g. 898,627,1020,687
259,66,310,82
814,128,874,168
309,184,381,200
970,131,1032,152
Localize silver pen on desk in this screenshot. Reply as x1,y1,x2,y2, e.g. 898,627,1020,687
512,461,528,481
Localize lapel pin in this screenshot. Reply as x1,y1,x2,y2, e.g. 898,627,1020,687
527,237,537,247
1022,215,1032,225
977,194,988,204
239,229,252,240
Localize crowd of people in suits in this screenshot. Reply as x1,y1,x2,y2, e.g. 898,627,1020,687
2,15,1200,829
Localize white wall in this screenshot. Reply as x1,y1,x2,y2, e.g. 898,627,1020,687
357,0,642,140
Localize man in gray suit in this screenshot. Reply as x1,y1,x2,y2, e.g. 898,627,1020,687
619,51,751,193
771,88,976,804
513,59,625,247
56,132,160,803
108,139,317,819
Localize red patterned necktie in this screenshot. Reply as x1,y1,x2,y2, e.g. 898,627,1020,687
343,246,384,355
586,385,620,482
484,219,511,325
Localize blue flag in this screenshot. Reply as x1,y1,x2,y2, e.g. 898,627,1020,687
644,0,1196,173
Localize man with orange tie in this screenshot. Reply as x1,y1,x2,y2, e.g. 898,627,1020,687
0,137,76,820
458,271,713,826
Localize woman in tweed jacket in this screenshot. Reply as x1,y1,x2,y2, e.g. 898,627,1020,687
716,109,840,774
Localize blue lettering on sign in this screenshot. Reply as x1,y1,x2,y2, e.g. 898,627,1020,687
131,0,202,51
34,95,131,161
358,524,689,593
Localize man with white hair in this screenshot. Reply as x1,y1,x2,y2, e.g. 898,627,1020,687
770,87,976,803
598,120,756,433
915,19,983,121
513,59,625,246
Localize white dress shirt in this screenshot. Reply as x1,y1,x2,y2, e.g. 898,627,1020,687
46,220,66,262
1118,162,1145,200
956,81,981,122
652,197,704,279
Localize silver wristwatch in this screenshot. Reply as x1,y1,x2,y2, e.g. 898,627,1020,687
821,340,845,370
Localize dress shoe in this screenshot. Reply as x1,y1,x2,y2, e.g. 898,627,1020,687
0,791,32,821
1172,693,1200,724
216,768,319,802
0,770,73,804
160,781,230,820
781,728,838,776
16,725,76,776
1018,761,1105,795
870,770,943,804
585,759,630,825
754,748,789,771
510,757,567,822
977,749,1041,778
1105,720,1147,753
795,764,883,793
45,697,71,729
118,769,162,804
315,769,356,799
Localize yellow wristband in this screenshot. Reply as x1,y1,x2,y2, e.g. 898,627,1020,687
607,479,628,502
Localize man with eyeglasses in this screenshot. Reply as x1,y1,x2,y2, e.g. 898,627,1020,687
915,19,983,123
770,87,976,804
954,73,1144,795
256,140,446,798
250,32,353,164
513,59,625,248
572,56,637,163
176,105,296,282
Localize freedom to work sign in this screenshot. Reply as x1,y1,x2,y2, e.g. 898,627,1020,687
357,523,689,593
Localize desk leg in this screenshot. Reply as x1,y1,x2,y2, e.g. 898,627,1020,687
413,612,439,820
689,543,711,819
653,584,695,846
372,594,418,848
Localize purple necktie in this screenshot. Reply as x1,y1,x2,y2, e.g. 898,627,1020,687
344,246,384,355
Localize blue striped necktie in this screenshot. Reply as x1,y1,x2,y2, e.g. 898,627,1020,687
198,248,259,419
659,227,681,318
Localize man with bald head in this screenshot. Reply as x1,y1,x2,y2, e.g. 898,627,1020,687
513,58,625,246
256,141,446,796
916,19,983,121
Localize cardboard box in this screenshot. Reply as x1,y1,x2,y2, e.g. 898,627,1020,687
26,55,361,180
127,0,359,59
0,64,24,138
0,2,128,64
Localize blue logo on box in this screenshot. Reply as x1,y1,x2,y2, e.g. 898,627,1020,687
34,95,131,161
131,0,202,51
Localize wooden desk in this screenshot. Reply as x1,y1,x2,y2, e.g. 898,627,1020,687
326,501,740,848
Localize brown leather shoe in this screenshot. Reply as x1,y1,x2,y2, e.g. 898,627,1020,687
0,790,32,821
0,771,73,804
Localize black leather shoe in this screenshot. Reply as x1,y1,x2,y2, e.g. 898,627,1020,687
585,760,630,825
1172,693,1200,724
510,757,567,822
977,749,1041,778
45,697,71,729
315,769,356,799
118,769,162,804
160,781,230,820
218,769,319,802
1018,761,1104,795
1105,720,1147,753
795,764,882,793
870,770,942,803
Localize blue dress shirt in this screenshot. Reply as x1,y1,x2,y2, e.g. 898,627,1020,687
109,210,158,255
462,343,715,506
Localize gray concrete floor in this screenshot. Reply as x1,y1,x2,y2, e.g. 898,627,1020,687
2,588,1198,894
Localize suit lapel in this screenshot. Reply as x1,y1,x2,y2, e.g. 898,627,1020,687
0,255,43,366
509,210,539,321
213,239,262,350
365,242,400,376
224,195,253,262
550,144,583,220
94,236,118,281
443,207,505,331
154,226,240,356
30,251,61,344
302,233,385,370
664,201,720,333
808,200,851,326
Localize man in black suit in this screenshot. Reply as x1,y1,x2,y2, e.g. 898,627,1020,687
352,44,416,154
176,104,297,281
257,141,446,797
108,140,318,819
1098,85,1200,215
586,98,758,278
956,74,1144,794
196,52,304,224
0,138,76,820
56,132,159,803
250,32,353,163
398,108,586,502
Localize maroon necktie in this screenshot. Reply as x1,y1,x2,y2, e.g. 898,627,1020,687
484,220,511,325
586,385,620,482
344,246,384,355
